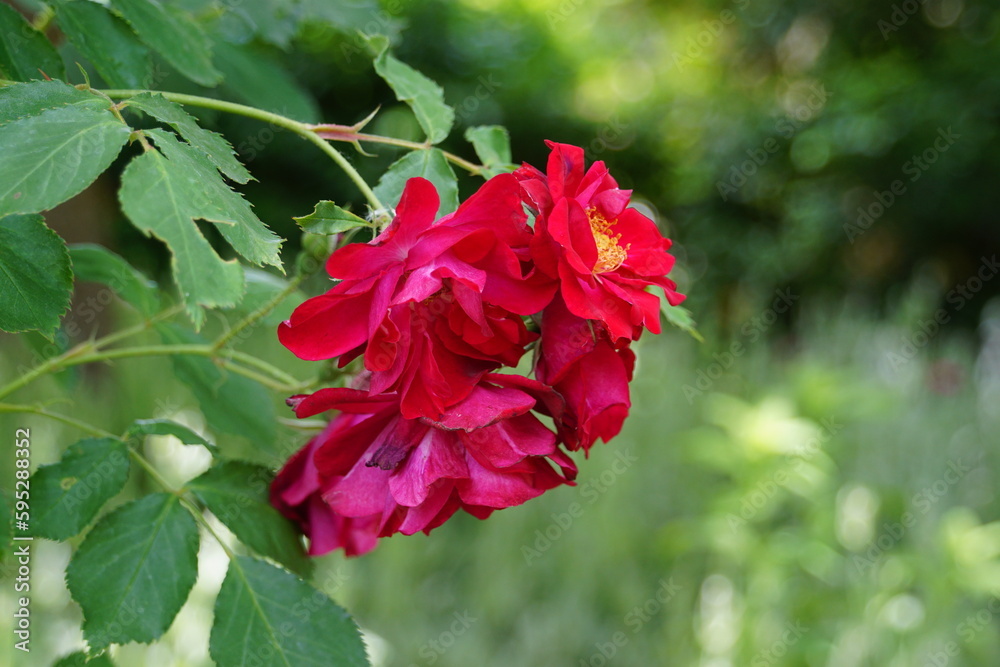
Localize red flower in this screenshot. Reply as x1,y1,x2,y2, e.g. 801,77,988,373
270,378,576,557
515,141,684,341
278,175,555,420
534,295,634,453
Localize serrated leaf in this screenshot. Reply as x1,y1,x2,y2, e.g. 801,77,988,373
373,149,458,217
0,3,66,82
0,214,72,337
54,651,117,667
213,40,319,123
0,105,130,216
29,438,130,541
0,80,108,126
464,125,517,178
55,0,152,89
157,323,277,447
126,419,218,456
148,128,280,267
125,93,251,183
66,493,200,650
118,135,249,328
294,201,368,236
211,556,368,667
372,43,453,145
70,244,160,317
189,461,310,575
109,0,221,87
662,303,703,342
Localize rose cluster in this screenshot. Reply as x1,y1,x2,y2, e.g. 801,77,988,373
271,142,684,556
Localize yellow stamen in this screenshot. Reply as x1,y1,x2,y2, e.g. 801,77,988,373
587,208,629,274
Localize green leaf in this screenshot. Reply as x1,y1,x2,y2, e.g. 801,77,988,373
0,105,131,216
124,93,252,183
373,149,458,217
69,244,160,317
0,3,66,82
55,0,152,89
119,127,275,327
29,438,130,541
149,128,280,268
294,201,369,236
109,0,221,87
157,323,277,447
54,651,117,667
189,461,310,575
210,556,369,667
464,125,517,178
662,303,704,342
0,80,110,126
372,42,454,145
213,40,319,123
220,0,299,49
126,419,218,457
66,493,200,650
0,214,72,337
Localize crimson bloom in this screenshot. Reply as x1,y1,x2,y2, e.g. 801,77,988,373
533,295,635,453
515,141,684,341
270,377,576,557
278,175,554,421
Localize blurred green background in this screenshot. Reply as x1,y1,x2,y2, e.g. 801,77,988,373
2,0,1000,665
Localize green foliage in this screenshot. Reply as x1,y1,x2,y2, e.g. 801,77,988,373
53,651,117,667
124,93,252,183
371,37,454,145
374,149,458,216
294,201,369,236
464,125,516,178
0,3,65,82
108,0,221,87
55,0,152,89
157,323,278,447
189,461,310,575
210,556,368,667
213,40,319,123
0,491,11,560
0,104,130,215
0,213,72,337
0,79,109,123
69,244,160,317
66,493,200,650
29,437,130,541
126,418,217,457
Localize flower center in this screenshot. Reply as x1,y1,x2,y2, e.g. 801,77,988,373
587,208,629,274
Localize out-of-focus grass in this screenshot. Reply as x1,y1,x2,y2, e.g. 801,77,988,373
2,291,999,666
